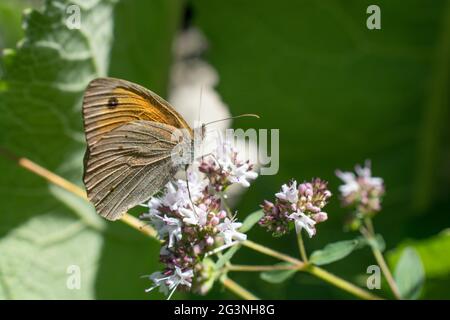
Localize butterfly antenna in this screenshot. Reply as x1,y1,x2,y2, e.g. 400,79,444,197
198,85,203,126
203,114,260,127
198,86,205,155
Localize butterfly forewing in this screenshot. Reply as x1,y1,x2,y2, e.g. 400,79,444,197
82,77,192,147
84,120,190,220
82,77,194,220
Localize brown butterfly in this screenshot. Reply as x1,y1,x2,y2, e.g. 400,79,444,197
82,77,194,221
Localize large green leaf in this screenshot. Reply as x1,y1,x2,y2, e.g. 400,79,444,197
0,0,179,299
394,247,425,300
0,1,29,50
0,0,116,299
388,230,450,279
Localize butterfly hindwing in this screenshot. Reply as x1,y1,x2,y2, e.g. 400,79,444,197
84,120,190,220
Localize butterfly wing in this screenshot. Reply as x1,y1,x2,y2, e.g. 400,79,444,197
82,77,192,148
84,120,190,220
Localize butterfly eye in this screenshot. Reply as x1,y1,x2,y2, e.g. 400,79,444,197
107,97,119,109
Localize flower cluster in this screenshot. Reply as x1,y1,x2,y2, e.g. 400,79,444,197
259,178,331,237
199,137,258,191
336,160,384,227
141,142,258,299
336,160,384,214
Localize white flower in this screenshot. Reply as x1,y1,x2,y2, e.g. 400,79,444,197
179,205,208,226
160,182,190,211
336,160,384,196
175,169,208,201
355,162,384,188
229,162,258,187
141,210,182,247
212,133,258,187
217,218,247,245
212,134,233,165
288,211,316,238
335,171,359,197
145,271,170,295
155,215,183,248
145,267,193,299
275,181,299,204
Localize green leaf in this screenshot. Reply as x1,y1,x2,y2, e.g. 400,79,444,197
310,239,360,266
260,263,296,284
357,234,386,252
394,247,425,300
0,1,28,50
0,0,181,299
388,230,450,279
215,244,241,269
0,0,117,299
239,210,264,233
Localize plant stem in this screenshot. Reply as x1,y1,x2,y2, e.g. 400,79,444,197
121,213,158,238
4,152,158,239
362,218,402,300
19,156,87,199
221,277,260,300
242,240,304,266
370,246,401,300
228,263,382,300
242,240,382,300
228,264,298,272
296,231,308,262
307,265,381,300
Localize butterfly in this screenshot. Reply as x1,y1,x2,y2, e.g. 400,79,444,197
82,77,194,221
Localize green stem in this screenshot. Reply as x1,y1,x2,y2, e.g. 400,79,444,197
228,264,298,272
242,240,304,266
370,244,401,300
362,218,401,300
242,240,383,300
221,277,260,300
296,231,308,262
307,265,382,300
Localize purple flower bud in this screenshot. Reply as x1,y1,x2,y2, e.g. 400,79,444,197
210,216,220,226
193,244,202,255
205,236,214,246
218,210,227,219
312,212,328,223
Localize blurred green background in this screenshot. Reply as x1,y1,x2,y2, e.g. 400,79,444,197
0,0,448,299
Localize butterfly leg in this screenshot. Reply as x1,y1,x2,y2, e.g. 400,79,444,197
184,164,198,215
